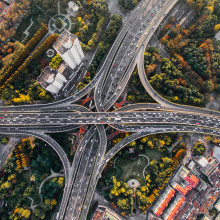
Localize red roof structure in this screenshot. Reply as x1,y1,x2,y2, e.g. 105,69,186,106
164,196,186,220
92,209,105,220
173,183,192,196
154,187,176,216
184,174,199,188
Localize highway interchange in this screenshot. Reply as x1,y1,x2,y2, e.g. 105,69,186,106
0,0,219,219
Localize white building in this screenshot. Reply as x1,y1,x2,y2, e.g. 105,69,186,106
37,67,67,95
212,146,220,162
68,1,79,14
196,156,219,176
53,30,84,70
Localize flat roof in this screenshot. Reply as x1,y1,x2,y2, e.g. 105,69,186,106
53,30,77,55
213,146,220,162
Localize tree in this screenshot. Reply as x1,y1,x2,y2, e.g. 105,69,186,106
214,24,220,31
186,0,204,12
161,157,173,168
34,207,45,219
147,140,154,149
0,137,9,145
9,207,31,219
49,53,63,69
41,177,63,200
193,142,205,155
55,18,63,29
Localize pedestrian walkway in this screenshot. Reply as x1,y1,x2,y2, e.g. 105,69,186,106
48,14,71,34
39,169,64,200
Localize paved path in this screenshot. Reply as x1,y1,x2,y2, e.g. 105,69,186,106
168,138,183,152
27,196,38,210
39,169,64,199
23,17,34,41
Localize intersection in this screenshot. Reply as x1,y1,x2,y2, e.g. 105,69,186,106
0,0,218,219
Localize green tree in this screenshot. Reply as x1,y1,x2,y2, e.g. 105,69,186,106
55,18,63,29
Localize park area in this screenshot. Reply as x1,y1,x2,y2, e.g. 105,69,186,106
115,155,149,183
0,138,64,219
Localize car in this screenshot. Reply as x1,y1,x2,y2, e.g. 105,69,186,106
96,115,99,117
101,121,104,123
3,109,7,112
0,117,3,119
101,108,104,112
196,123,200,125
21,109,24,111
113,65,115,67
151,14,154,17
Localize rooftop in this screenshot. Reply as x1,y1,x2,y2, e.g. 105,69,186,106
37,67,58,89
0,2,7,15
53,30,77,55
152,186,176,216
171,182,192,196
214,198,220,212
212,146,220,162
178,166,199,188
163,194,186,220
92,205,123,220
197,157,208,167
196,156,219,176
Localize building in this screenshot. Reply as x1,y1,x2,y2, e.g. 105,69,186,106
201,215,211,220
152,186,176,217
92,205,123,220
214,199,220,212
68,1,79,14
147,213,162,220
0,1,7,17
171,182,193,196
215,213,220,220
163,194,186,220
196,156,219,176
187,160,195,170
2,0,13,5
178,166,199,188
53,30,84,70
212,146,220,162
37,67,67,95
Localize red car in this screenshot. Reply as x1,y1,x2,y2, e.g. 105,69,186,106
3,109,7,112
101,121,104,123
113,65,115,67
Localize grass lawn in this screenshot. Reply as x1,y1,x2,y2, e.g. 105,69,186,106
40,0,68,14
115,156,149,183
14,15,32,41
21,171,31,185
144,148,168,161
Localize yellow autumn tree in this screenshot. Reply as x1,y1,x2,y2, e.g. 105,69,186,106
57,177,64,187
51,199,57,206
214,24,220,31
